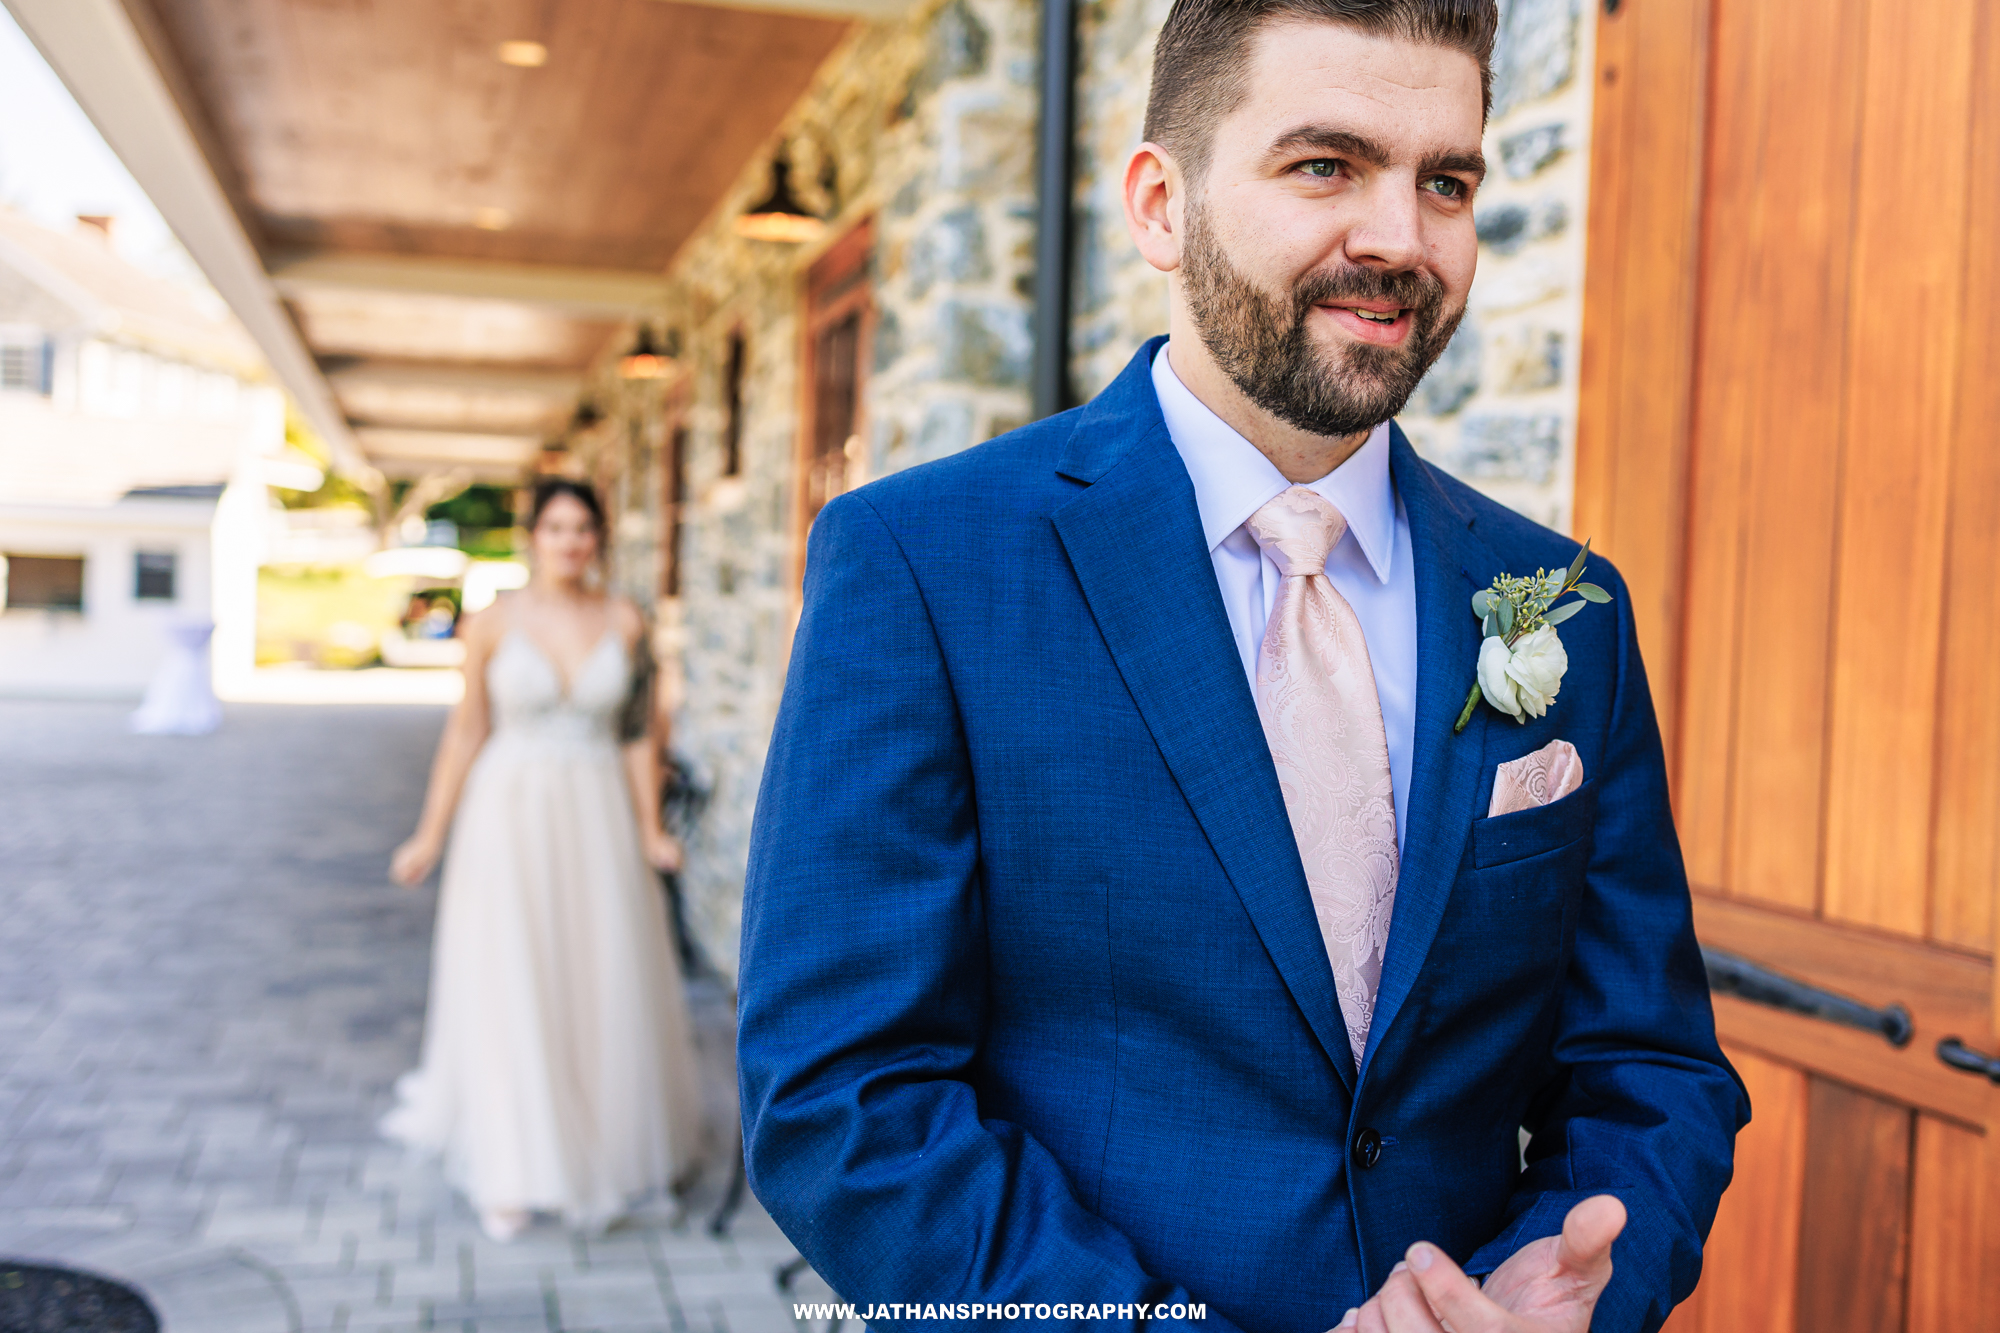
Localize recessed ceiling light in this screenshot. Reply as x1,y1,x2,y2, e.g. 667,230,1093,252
497,40,547,68
473,207,512,231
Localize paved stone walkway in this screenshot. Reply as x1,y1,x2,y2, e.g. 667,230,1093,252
0,700,829,1333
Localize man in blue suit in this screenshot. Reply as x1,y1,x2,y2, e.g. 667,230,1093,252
739,2,1746,1331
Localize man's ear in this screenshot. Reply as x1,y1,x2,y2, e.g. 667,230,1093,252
1123,142,1185,275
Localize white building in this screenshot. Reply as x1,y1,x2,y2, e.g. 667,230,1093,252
0,208,287,698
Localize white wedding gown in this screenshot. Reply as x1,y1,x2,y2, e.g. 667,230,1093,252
382,628,704,1229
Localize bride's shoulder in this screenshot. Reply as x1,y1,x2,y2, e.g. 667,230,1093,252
606,595,646,646
458,596,514,651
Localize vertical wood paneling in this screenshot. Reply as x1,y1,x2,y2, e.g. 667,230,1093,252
1931,0,2000,958
1670,1047,1808,1333
1718,0,1865,913
1795,1078,1913,1333
1583,0,2000,1320
1666,0,1756,892
1674,0,1866,907
1573,0,1709,757
1821,0,1979,936
1906,1115,1986,1331
1986,1130,2000,1324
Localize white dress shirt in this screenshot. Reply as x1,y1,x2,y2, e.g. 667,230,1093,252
1152,343,1418,852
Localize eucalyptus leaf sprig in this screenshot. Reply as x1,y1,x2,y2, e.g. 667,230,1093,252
1453,540,1613,734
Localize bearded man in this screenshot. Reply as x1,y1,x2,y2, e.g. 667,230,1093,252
737,2,1746,1331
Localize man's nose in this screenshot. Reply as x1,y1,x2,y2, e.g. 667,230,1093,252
1343,176,1427,272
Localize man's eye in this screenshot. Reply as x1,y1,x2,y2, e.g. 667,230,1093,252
1423,175,1465,198
1300,159,1342,179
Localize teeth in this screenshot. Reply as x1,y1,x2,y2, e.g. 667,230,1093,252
1347,308,1398,323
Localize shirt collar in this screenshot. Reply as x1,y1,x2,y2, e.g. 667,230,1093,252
1152,341,1397,584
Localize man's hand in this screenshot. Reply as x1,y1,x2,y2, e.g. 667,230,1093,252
1336,1194,1627,1333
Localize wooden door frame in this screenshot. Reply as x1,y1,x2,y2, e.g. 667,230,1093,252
658,387,691,603
791,216,876,591
721,322,749,482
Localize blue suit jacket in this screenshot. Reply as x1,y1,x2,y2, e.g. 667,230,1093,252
739,339,1747,1333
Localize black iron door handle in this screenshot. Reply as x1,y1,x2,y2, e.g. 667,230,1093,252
1701,946,1913,1047
1937,1037,2000,1083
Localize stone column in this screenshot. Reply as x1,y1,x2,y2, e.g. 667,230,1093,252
591,0,1041,983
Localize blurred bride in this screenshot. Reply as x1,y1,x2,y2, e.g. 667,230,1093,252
384,478,703,1241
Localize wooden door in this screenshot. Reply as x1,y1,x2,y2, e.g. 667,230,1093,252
797,219,875,566
1578,0,2000,1327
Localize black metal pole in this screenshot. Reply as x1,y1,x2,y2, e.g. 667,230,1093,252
1031,0,1078,421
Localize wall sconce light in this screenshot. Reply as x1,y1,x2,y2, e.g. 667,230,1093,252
735,151,827,244
618,326,675,379
497,40,548,68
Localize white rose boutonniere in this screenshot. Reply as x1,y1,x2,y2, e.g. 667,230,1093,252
1454,542,1612,734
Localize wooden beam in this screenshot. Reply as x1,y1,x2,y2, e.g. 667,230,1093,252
3,0,367,480
323,361,584,399
352,427,543,468
270,252,671,318
664,0,908,20
113,0,264,253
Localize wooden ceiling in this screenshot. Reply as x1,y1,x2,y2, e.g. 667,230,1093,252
125,0,852,479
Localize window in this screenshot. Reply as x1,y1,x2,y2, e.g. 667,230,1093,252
134,550,177,601
0,337,50,395
722,333,746,477
2,555,85,611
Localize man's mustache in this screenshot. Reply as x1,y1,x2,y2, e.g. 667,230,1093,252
1291,264,1444,315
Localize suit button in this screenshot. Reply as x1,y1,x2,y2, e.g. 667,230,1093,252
1353,1127,1383,1170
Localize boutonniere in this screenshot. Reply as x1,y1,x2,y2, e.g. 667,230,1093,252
1453,541,1613,734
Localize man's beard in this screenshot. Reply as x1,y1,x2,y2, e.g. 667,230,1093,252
1181,200,1463,439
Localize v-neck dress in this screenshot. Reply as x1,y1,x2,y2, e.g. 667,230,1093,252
381,628,703,1228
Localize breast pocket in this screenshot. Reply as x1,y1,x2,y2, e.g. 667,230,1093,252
1430,779,1600,1037
1471,778,1598,869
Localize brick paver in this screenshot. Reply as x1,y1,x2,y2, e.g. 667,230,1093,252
0,700,829,1333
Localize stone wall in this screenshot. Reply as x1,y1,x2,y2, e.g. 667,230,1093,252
1068,0,1177,399
575,0,1040,981
1397,0,1595,532
1071,0,1596,530
583,0,1596,980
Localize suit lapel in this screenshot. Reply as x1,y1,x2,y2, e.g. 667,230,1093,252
1051,342,1356,1091
1360,429,1502,1075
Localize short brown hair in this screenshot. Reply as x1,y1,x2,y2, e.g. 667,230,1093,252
1144,0,1498,182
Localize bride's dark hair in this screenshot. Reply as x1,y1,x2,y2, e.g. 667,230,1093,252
528,478,607,547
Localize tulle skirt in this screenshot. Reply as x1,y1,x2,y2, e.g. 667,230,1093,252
382,732,704,1228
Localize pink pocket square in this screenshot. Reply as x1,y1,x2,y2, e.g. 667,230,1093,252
1488,740,1584,817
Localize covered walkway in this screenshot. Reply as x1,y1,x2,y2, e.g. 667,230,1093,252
0,700,817,1333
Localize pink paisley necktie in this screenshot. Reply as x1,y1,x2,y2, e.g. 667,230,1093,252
1246,486,1399,1070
